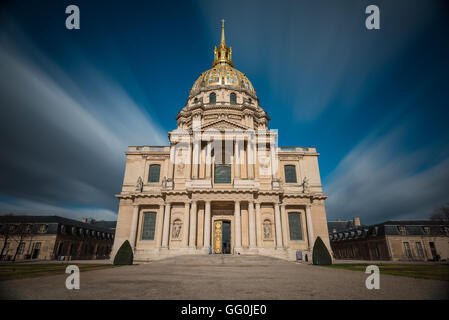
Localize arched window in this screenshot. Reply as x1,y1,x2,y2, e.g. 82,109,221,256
209,92,216,104
141,212,157,240
288,212,303,240
284,165,297,183
263,220,273,239
230,92,237,104
248,98,252,104
194,97,198,103
214,165,231,184
148,164,161,183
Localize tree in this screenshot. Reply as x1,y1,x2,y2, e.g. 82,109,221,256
113,240,133,265
0,223,33,262
312,236,332,265
430,204,449,221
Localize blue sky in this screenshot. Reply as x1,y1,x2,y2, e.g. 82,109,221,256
0,0,448,224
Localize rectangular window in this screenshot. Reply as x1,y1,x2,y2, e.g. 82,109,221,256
284,165,297,183
148,165,161,183
415,242,424,258
214,165,231,184
288,212,303,240
141,212,157,240
403,242,412,258
17,242,25,254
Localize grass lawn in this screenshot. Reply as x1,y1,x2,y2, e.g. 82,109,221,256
323,263,449,281
0,263,121,281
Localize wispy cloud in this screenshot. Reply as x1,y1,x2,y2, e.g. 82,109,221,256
0,26,167,221
325,123,449,224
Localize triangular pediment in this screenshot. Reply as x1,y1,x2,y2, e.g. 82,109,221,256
194,118,250,131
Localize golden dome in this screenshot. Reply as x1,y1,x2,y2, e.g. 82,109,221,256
190,20,256,95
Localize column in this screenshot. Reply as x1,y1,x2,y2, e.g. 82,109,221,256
161,202,171,248
247,137,254,179
189,201,197,248
203,201,211,249
234,139,241,179
305,205,314,249
274,203,283,248
205,142,212,179
248,201,256,249
168,145,175,180
280,204,289,248
182,202,190,247
129,205,139,250
234,201,242,249
156,205,164,247
255,202,262,247
270,138,277,178
192,138,200,179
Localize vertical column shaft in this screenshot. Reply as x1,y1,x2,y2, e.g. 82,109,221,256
182,202,190,247
270,138,277,178
274,203,283,248
248,201,256,248
234,139,241,178
161,203,171,248
205,142,212,179
168,145,175,180
129,205,139,250
280,204,289,248
156,205,164,247
192,138,200,179
203,201,211,249
234,201,242,249
189,201,197,248
255,202,262,247
306,205,314,249
248,137,254,179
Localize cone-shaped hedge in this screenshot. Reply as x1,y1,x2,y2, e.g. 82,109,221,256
312,236,332,265
113,240,134,265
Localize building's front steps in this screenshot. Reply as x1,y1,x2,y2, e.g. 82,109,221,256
130,247,313,263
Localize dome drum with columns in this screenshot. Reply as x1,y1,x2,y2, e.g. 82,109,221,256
111,21,332,263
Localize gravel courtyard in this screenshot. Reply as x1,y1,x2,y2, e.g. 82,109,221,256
1,255,448,299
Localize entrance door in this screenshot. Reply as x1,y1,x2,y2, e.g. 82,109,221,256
222,221,231,254
213,220,231,254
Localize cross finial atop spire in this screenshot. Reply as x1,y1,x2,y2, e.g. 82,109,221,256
220,19,226,44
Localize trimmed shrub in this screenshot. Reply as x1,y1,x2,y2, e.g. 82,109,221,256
113,240,134,265
312,236,332,265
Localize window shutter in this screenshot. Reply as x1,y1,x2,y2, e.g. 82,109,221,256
214,165,231,184
141,212,157,240
148,165,161,183
284,165,297,183
288,212,303,240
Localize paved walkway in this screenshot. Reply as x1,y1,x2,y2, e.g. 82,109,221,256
1,255,448,299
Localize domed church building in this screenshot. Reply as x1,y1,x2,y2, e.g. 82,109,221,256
111,22,331,262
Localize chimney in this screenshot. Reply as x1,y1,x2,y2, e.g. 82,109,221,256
337,218,341,222
353,217,361,226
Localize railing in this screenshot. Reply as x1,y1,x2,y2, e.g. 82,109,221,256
278,147,314,152
128,146,170,152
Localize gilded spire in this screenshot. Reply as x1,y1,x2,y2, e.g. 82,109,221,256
213,19,233,67
221,19,226,45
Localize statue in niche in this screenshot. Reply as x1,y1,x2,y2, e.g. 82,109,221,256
302,176,310,193
135,176,143,192
263,221,272,239
172,221,182,239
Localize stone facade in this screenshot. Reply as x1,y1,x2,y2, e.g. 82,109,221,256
111,22,331,262
329,220,449,261
0,216,114,261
